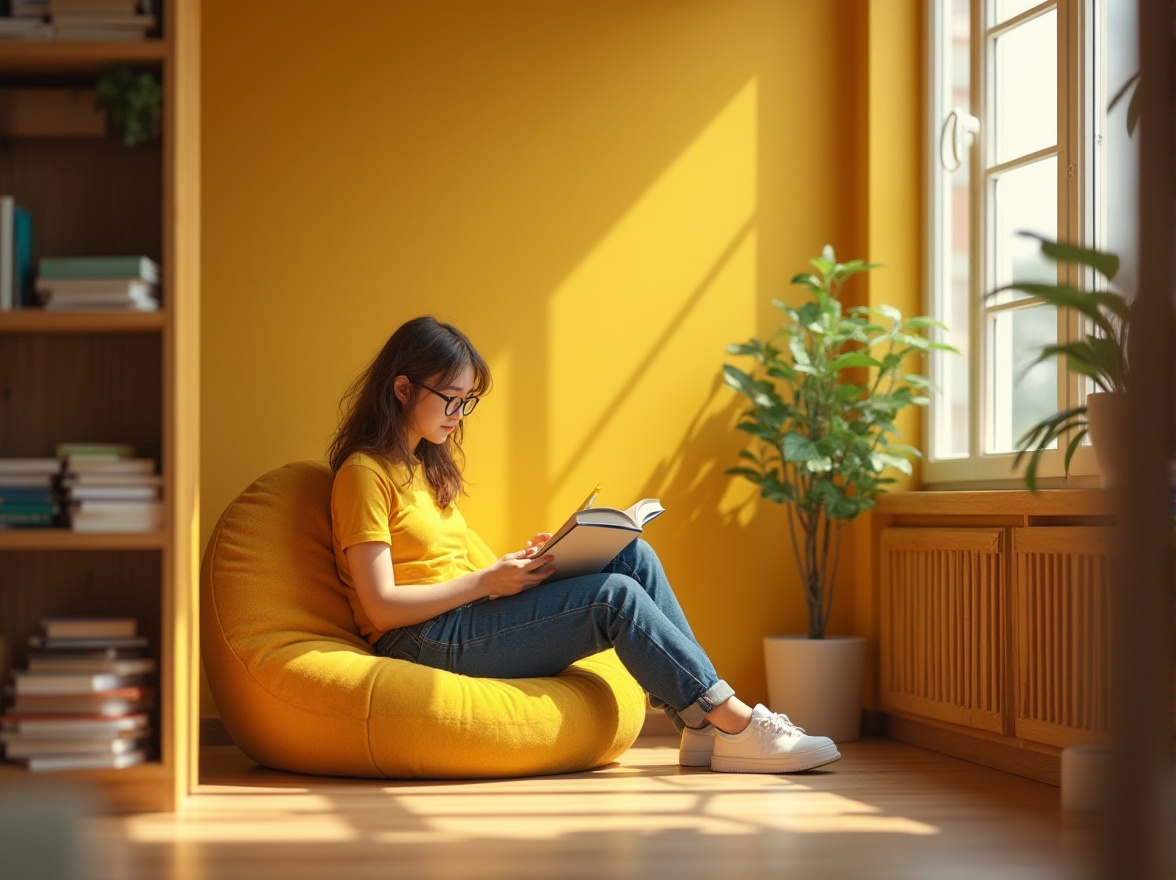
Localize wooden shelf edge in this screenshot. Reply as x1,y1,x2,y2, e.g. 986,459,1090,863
0,529,166,551
0,759,173,813
0,310,165,334
0,40,166,81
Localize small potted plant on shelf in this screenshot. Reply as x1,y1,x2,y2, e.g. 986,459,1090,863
723,245,953,741
992,234,1130,490
94,65,162,148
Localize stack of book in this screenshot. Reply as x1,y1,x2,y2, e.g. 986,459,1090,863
48,1,157,41
59,443,162,533
36,254,160,312
0,457,63,529
1,617,155,772
0,1,51,40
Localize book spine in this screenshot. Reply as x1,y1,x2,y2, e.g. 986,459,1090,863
0,195,13,311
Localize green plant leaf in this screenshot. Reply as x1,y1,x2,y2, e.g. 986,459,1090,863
992,282,1127,338
782,432,820,462
726,341,760,356
830,351,880,371
1020,232,1121,280
901,316,948,331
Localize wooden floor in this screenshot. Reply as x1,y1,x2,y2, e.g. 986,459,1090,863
57,737,1103,879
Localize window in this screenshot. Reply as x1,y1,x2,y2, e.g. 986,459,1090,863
924,0,1138,486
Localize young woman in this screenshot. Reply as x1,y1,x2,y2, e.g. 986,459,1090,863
328,316,840,774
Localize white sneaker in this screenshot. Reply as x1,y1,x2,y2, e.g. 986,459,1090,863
679,724,715,767
710,704,841,774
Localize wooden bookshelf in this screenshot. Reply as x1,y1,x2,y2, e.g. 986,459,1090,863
0,0,200,813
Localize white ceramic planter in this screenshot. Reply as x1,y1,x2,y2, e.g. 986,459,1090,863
1085,391,1128,487
762,634,866,743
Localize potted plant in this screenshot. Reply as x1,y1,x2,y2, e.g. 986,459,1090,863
993,234,1130,490
94,65,162,148
723,245,952,741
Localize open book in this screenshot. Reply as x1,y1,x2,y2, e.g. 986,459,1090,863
540,488,665,582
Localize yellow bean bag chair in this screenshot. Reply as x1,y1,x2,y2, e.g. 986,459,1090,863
200,460,646,778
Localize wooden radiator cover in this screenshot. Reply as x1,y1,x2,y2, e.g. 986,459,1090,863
880,525,1111,749
1013,527,1113,747
880,527,1008,733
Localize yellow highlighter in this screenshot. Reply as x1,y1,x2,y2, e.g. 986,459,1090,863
579,483,602,510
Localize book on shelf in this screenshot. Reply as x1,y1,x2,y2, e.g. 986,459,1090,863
49,0,147,13
64,459,155,477
22,749,147,773
0,196,34,310
49,16,157,42
36,277,160,312
10,0,50,16
9,686,154,717
0,15,50,40
0,474,59,490
0,485,56,504
0,457,63,482
25,654,155,676
67,483,160,501
539,486,666,581
11,670,149,695
3,736,148,760
0,196,11,311
70,502,164,533
58,441,138,461
27,617,149,649
14,206,32,308
64,473,162,488
0,196,12,311
0,710,152,763
0,712,150,737
0,501,61,528
29,634,149,651
0,196,34,311
24,641,148,659
41,617,138,640
0,18,50,39
38,255,159,284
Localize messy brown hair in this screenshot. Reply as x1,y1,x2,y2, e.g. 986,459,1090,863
328,316,491,507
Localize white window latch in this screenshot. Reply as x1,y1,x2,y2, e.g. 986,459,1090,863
939,106,980,172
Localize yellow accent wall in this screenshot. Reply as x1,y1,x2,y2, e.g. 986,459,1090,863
201,0,923,716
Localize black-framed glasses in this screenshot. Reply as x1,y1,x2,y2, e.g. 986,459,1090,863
416,382,480,417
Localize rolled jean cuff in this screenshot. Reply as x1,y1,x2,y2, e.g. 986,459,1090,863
678,679,735,730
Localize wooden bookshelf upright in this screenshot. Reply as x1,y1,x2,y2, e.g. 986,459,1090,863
0,0,200,812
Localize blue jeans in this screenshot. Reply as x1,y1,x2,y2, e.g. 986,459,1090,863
372,539,733,731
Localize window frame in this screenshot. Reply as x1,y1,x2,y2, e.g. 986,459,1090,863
922,0,1105,488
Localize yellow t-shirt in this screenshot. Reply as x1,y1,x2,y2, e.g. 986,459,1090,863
330,451,497,643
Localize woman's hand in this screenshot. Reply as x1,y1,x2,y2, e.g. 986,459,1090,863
482,549,555,596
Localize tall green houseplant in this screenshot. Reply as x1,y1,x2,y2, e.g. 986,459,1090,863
724,246,953,639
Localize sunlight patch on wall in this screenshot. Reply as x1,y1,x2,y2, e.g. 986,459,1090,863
544,79,759,520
